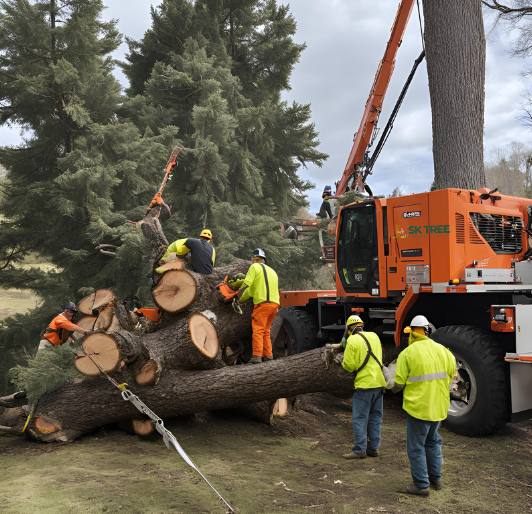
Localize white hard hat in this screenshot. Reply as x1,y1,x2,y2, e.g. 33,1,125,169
410,315,430,328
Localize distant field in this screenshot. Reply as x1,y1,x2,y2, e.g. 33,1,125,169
0,289,38,320
0,257,56,320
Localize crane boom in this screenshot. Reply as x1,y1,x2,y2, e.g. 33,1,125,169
334,0,416,197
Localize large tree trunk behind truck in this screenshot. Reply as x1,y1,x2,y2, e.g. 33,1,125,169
423,0,487,190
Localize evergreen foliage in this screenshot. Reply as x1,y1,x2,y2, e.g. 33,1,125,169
0,0,327,395
9,343,82,403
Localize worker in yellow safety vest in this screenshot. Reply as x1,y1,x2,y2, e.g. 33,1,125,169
389,315,456,496
341,314,386,460
158,229,215,275
230,248,279,364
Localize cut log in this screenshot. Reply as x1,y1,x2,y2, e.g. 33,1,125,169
135,359,161,386
132,419,155,436
74,333,121,376
78,289,115,315
189,313,218,359
117,418,155,437
74,331,146,377
0,347,354,442
152,270,198,313
72,315,97,339
94,304,114,330
156,259,185,273
273,398,289,418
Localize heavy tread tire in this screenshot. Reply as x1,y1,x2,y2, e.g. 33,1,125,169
278,307,319,354
431,325,508,437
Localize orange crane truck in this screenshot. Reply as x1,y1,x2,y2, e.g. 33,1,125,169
279,183,532,438
277,1,532,438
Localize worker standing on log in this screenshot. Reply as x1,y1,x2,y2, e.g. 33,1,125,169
388,315,456,496
231,248,279,364
38,302,87,352
341,314,386,460
158,229,216,275
317,185,333,219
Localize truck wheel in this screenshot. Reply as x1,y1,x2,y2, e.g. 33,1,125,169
278,307,318,355
431,325,508,436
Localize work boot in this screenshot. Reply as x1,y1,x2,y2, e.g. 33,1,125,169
366,448,379,457
343,452,366,459
263,356,273,361
406,484,430,496
247,356,262,364
429,478,442,490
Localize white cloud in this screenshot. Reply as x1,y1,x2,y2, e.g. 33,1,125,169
2,0,531,214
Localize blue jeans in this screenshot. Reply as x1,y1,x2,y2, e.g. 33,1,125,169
406,413,443,489
351,387,383,454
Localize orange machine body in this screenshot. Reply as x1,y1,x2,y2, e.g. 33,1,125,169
334,188,532,300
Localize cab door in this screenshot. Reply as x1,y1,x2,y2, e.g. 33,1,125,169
388,200,430,291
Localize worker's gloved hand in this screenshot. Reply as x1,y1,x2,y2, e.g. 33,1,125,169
155,267,166,274
382,359,397,389
340,337,347,349
234,273,245,280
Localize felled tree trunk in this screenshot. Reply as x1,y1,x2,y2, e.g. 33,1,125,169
0,348,353,442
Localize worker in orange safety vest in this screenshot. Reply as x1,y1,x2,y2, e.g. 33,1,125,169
38,302,87,353
230,248,279,364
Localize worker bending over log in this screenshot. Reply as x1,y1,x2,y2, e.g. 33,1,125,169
158,229,215,275
230,248,279,364
38,302,87,352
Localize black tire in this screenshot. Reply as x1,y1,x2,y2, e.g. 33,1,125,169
278,307,319,355
431,325,508,437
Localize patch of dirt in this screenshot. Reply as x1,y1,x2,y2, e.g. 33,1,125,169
1,393,532,514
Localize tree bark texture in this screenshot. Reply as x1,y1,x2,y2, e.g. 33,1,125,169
423,0,487,190
1,348,353,442
0,203,332,443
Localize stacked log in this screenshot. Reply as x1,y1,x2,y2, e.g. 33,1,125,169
0,203,354,442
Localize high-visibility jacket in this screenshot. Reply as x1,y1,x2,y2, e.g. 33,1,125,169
342,331,386,389
43,314,77,346
394,332,456,421
161,238,216,275
238,262,280,305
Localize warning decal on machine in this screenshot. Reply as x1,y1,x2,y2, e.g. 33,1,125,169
401,248,423,258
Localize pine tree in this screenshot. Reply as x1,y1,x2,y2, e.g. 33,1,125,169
122,0,328,282
0,1,180,392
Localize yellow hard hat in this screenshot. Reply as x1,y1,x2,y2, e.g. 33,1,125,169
200,229,212,240
346,315,364,328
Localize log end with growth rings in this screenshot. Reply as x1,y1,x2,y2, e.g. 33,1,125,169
74,333,121,376
152,270,197,313
135,359,161,386
78,289,114,315
189,313,219,358
72,315,97,340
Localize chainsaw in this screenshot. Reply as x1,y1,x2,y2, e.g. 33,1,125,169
215,275,243,314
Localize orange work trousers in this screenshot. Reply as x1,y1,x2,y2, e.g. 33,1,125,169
251,302,279,358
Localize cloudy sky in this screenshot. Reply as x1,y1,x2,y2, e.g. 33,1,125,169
1,1,531,213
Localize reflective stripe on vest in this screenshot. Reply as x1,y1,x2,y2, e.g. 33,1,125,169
408,371,448,383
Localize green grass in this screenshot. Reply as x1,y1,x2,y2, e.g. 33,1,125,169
1,394,532,514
